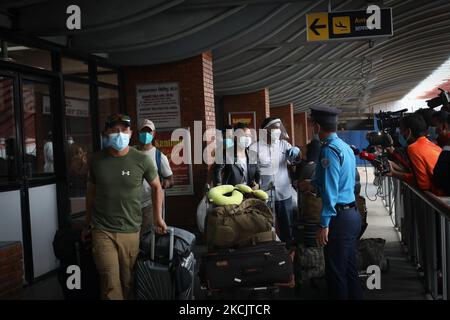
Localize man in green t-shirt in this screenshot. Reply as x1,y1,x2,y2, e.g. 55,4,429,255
82,113,167,300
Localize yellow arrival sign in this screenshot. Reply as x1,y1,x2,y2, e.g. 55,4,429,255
306,12,329,41
332,16,351,34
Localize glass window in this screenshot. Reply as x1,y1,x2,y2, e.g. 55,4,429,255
0,76,17,184
1,41,52,70
62,57,89,78
22,80,54,177
98,87,120,131
97,66,118,86
64,81,92,216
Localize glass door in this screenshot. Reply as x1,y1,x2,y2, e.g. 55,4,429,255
20,77,59,280
0,73,24,261
0,71,60,283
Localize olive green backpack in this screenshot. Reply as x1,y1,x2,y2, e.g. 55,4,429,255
205,198,276,251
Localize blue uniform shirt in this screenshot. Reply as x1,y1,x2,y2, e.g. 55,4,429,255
313,133,356,228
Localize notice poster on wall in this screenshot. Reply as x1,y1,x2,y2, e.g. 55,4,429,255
154,128,193,196
136,82,181,129
43,95,89,117
228,111,256,129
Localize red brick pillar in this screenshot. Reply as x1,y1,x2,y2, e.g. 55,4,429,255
0,242,23,299
271,103,295,145
222,88,270,130
294,112,309,152
123,52,215,228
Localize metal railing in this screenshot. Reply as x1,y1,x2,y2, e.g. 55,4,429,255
380,176,450,300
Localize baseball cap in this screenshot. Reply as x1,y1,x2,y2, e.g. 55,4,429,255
105,113,131,129
139,119,156,131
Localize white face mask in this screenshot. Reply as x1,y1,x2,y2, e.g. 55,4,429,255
239,136,252,148
270,129,282,141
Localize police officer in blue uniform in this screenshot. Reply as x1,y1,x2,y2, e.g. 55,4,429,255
299,106,363,300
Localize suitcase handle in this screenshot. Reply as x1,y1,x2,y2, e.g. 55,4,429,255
150,226,174,262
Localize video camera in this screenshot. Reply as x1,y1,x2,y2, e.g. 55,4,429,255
355,109,408,176
426,88,450,109
375,108,408,136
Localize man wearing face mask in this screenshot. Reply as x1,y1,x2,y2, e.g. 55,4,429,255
432,110,450,148
82,114,167,300
135,119,174,232
415,108,437,143
249,117,301,248
388,113,442,194
213,122,260,187
298,106,362,300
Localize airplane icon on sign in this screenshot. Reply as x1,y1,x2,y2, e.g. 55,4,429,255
335,21,348,29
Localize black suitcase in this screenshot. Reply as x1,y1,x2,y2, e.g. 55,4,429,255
200,241,294,291
53,229,100,300
135,227,196,300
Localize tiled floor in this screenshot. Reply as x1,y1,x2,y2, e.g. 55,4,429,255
20,167,426,300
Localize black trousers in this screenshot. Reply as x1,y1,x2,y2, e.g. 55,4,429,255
324,206,363,300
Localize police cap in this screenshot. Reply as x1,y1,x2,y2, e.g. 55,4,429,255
310,105,340,125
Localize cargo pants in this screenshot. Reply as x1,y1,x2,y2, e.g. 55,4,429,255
91,229,140,300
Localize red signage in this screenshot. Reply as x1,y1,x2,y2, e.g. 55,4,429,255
228,112,256,129
154,128,193,196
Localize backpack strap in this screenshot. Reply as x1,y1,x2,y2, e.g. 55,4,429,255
155,148,162,179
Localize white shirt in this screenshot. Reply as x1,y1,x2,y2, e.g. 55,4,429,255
139,147,173,208
43,141,54,173
249,139,292,201
236,156,248,183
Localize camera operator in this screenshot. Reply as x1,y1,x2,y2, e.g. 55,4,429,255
433,112,450,196
387,113,443,195
432,110,450,148
415,108,437,142
426,88,450,112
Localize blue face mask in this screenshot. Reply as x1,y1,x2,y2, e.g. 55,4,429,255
224,138,234,148
139,132,154,145
108,132,130,151
398,133,409,148
428,127,438,140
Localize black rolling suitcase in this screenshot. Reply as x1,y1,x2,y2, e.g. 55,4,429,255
135,227,196,300
53,229,100,300
200,241,294,291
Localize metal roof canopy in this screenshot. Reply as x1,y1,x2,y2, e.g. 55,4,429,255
3,0,450,113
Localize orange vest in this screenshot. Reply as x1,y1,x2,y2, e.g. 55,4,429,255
404,137,442,194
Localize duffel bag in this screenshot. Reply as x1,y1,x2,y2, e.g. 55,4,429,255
356,238,389,272
356,195,368,239
294,244,325,283
301,191,322,224
205,198,276,250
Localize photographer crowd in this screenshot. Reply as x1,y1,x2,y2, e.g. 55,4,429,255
381,108,450,196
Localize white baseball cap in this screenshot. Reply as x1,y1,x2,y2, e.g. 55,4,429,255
139,119,156,131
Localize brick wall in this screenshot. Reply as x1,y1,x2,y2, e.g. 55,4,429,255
123,52,215,228
0,242,23,299
294,112,309,152
271,103,295,145
222,88,270,130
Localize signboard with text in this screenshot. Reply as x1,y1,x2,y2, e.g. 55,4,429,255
136,82,181,129
43,95,89,117
154,128,194,196
306,8,393,42
228,111,256,129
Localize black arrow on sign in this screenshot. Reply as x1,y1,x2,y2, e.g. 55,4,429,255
310,18,327,36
